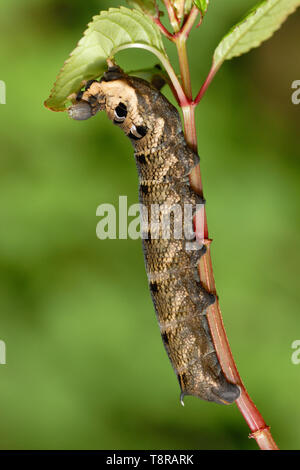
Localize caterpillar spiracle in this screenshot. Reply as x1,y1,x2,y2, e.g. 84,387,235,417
68,65,240,405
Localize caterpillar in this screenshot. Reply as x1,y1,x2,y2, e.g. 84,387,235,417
68,65,240,405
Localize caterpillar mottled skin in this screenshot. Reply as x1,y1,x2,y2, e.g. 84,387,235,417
68,66,240,405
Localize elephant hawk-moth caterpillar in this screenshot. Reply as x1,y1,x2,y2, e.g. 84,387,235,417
68,65,240,405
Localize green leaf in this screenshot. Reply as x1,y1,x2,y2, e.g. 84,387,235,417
194,0,209,15
213,0,300,69
126,0,156,16
45,7,166,111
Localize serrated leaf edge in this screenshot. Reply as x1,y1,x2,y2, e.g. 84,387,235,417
45,7,165,111
213,0,300,68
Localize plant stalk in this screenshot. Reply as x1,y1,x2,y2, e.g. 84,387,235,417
178,5,199,39
194,63,220,104
175,38,193,100
172,11,279,451
163,0,180,32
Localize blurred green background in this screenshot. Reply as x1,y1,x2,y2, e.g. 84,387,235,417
0,0,299,450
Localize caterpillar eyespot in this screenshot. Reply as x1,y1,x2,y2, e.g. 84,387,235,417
136,125,147,136
114,102,127,122
128,124,148,140
68,65,240,405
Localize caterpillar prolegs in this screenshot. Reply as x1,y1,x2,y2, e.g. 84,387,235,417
68,66,240,405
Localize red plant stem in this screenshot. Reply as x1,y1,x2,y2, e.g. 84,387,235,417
167,8,279,451
194,63,219,104
144,1,278,450
153,16,173,40
182,104,278,450
176,5,199,40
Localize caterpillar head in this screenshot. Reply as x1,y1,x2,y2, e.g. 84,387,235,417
68,66,181,152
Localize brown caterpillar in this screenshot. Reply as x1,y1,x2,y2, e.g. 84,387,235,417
68,66,240,405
